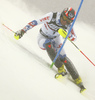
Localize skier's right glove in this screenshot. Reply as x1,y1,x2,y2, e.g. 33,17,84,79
14,29,25,40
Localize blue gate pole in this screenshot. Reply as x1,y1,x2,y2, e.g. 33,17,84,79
50,0,84,68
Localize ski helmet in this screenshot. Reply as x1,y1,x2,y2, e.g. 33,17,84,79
61,7,76,24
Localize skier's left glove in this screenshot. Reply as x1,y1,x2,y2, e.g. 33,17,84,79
58,28,67,38
14,29,25,40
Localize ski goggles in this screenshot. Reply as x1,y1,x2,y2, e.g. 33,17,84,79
62,15,73,24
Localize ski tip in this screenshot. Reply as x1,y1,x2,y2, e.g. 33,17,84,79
80,88,86,94
55,74,63,79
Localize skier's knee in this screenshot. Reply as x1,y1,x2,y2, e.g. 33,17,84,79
44,39,51,48
60,56,72,65
59,54,66,61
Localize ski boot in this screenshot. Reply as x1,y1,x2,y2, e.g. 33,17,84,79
80,85,86,93
74,77,86,93
55,65,67,79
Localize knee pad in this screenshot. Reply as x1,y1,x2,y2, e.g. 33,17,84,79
43,39,51,48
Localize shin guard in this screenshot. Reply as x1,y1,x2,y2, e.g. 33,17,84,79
61,56,79,80
45,42,63,68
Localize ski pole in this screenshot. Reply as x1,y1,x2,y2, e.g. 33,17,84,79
2,24,21,40
50,0,84,68
68,39,95,66
2,23,15,33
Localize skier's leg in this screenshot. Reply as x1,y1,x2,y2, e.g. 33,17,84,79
37,33,66,75
60,56,86,92
45,41,67,75
54,36,86,90
51,36,67,74
60,56,81,83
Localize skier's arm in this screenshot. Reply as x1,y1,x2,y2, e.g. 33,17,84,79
22,12,52,32
68,28,77,41
23,20,38,32
67,24,77,41
14,12,53,40
58,28,77,41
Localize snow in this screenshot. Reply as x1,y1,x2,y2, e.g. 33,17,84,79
0,0,95,100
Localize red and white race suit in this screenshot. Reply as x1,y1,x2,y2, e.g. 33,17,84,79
22,12,77,58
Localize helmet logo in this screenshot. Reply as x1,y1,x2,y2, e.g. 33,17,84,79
68,12,74,19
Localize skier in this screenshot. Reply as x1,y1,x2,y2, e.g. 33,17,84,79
14,7,86,93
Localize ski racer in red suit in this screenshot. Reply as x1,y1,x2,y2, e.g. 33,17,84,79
14,7,86,93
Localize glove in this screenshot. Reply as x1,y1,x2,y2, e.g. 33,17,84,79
58,28,67,38
14,29,25,40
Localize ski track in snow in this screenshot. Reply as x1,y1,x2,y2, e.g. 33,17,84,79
0,0,95,100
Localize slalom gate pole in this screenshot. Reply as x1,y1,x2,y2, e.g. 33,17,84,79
50,0,84,68
2,23,15,33
68,39,95,66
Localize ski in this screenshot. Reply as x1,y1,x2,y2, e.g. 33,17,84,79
55,73,86,93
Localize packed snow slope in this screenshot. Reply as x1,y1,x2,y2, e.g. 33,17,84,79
0,0,95,100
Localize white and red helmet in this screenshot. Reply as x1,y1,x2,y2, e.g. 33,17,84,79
61,7,76,23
